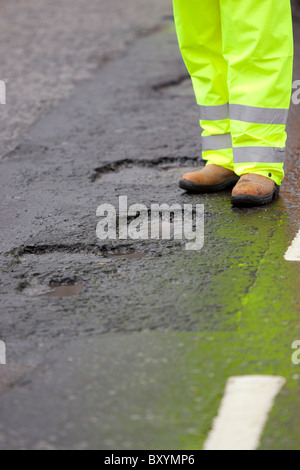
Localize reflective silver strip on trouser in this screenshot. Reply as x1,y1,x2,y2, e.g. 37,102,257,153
230,104,289,125
199,103,289,125
202,133,232,151
233,147,286,164
199,103,229,121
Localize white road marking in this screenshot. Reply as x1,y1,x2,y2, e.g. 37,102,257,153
203,375,286,451
0,80,6,105
285,230,300,261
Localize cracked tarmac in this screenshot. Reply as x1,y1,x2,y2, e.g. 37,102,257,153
0,5,300,450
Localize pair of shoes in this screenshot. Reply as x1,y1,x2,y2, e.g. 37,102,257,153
179,164,280,207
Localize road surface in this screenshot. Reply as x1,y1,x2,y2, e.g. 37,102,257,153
0,0,300,450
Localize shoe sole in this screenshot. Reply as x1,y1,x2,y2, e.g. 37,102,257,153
179,176,239,193
231,185,280,207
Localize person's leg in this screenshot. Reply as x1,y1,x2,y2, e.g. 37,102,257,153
173,0,239,192
220,0,294,204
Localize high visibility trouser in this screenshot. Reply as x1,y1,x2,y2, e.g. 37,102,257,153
172,0,294,185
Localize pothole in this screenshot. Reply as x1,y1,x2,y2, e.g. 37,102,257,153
15,245,151,260
13,246,155,275
19,278,85,298
152,74,194,98
40,284,85,298
92,163,203,185
91,156,203,182
152,74,190,91
13,244,143,258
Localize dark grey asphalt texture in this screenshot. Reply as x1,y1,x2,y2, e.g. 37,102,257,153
0,1,300,450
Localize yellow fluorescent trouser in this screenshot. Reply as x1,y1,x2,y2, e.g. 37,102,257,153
173,0,294,185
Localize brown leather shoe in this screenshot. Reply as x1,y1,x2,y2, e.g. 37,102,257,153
231,174,280,207
179,164,239,193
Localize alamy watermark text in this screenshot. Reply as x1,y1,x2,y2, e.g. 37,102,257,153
96,197,204,251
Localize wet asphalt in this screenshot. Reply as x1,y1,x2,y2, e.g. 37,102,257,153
0,5,300,450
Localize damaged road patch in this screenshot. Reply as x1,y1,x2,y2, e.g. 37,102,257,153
19,278,85,299
91,156,202,182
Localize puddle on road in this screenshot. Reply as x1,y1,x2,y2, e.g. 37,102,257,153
20,278,85,298
40,284,85,298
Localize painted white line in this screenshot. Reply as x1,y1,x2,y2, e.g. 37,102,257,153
285,229,300,261
0,80,6,105
203,375,286,451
